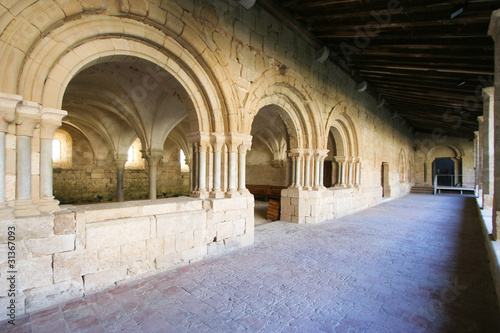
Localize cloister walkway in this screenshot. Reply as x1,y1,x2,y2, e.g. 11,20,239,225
2,194,500,332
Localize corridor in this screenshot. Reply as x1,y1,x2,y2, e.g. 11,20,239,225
2,194,499,332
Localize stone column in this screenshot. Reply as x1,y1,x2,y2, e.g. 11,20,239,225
0,94,17,219
335,157,347,187
313,151,320,188
39,108,67,211
477,118,484,203
354,157,362,186
238,140,252,194
489,9,500,240
198,144,208,194
115,153,128,202
482,87,495,210
15,101,40,216
143,149,163,200
319,155,325,187
295,151,302,188
474,131,480,196
226,134,245,197
210,134,224,198
192,142,199,193
304,150,311,189
290,153,297,187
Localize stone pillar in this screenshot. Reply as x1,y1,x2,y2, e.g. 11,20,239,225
313,152,320,188
304,150,311,189
290,153,297,187
482,87,495,210
198,144,208,194
295,152,302,188
115,153,128,202
489,9,500,240
15,101,40,216
474,131,480,196
238,140,252,194
335,157,347,187
143,149,163,200
353,157,362,186
192,142,199,193
39,108,67,212
319,155,325,187
211,134,224,198
0,94,17,219
346,157,354,186
477,117,484,204
188,132,211,198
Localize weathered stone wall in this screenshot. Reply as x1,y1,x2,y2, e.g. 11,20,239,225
53,130,190,203
413,133,474,187
0,196,254,314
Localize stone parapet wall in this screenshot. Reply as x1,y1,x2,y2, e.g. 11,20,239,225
0,195,254,314
280,183,412,224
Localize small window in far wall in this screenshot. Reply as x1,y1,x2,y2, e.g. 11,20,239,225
52,139,61,160
180,149,189,172
127,146,134,163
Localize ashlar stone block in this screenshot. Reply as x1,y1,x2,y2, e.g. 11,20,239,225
17,256,53,290
84,266,128,293
120,241,147,265
85,217,152,251
53,211,76,235
24,278,84,312
53,250,99,284
28,234,75,257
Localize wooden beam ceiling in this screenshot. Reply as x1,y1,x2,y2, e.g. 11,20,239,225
258,0,497,138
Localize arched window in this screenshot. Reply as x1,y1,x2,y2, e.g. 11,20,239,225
52,139,61,160
53,129,72,168
180,149,189,172
127,146,134,163
125,138,145,169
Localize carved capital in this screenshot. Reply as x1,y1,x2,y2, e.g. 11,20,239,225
0,93,22,132
40,108,67,139
16,101,41,137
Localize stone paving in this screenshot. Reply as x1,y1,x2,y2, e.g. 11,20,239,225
2,194,500,332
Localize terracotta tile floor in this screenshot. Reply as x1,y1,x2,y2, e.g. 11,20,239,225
2,194,499,332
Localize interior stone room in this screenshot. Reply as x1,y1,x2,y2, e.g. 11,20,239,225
0,1,499,328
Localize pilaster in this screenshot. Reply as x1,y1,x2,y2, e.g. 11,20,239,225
488,9,500,240
39,108,67,212
0,93,19,219
142,149,164,200
15,101,41,217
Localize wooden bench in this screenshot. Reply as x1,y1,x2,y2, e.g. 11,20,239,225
246,185,271,201
266,199,280,221
267,186,286,201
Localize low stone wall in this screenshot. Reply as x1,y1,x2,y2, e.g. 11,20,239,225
0,195,254,314
280,184,412,224
476,198,500,312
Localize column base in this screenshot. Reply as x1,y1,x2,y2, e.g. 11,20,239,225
494,211,500,241
483,194,494,210
39,196,61,213
14,199,40,217
238,188,251,196
209,190,225,198
190,190,209,199
0,202,14,220
225,190,241,198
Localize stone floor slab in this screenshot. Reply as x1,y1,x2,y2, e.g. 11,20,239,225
2,194,499,332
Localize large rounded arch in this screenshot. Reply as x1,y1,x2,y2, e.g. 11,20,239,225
324,101,362,157
10,15,234,134
242,70,324,150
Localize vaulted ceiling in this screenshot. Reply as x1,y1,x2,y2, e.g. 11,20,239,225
258,0,497,138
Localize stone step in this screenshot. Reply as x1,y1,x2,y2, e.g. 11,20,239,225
410,186,434,194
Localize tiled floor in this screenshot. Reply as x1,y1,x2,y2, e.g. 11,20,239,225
2,194,500,332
